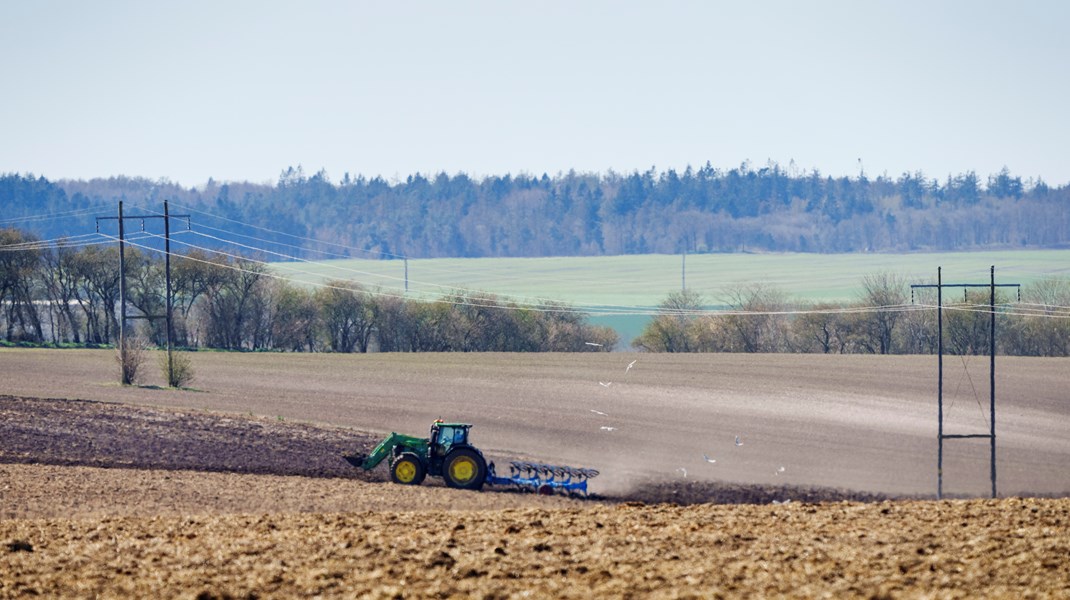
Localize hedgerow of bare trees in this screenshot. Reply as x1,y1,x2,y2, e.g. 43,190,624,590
2,226,1066,356
633,272,1070,356
0,227,619,353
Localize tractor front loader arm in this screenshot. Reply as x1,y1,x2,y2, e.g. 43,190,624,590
348,432,429,471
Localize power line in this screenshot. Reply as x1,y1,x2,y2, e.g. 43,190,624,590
182,229,676,313
15,206,1061,321
174,234,935,317
154,199,898,293
923,303,1070,319
105,232,610,316
0,232,102,249
0,205,110,226
143,200,406,260
126,200,1070,302
150,226,940,318
104,231,944,321
6,228,1068,321
0,232,163,252
132,200,665,290
136,231,667,315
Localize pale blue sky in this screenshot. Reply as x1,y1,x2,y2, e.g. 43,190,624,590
2,1,1068,187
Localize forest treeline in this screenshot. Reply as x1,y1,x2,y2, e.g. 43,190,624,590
0,228,619,352
3,227,1067,356
2,163,1068,258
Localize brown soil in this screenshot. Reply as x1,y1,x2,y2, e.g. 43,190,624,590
2,350,1069,597
2,478,1068,599
0,463,584,519
3,398,1070,598
0,395,384,480
0,395,891,507
3,349,1069,497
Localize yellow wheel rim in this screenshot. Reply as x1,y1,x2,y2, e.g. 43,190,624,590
395,460,417,483
450,457,476,483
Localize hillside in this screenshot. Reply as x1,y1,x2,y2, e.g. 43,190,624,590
3,349,1068,498
3,350,1069,598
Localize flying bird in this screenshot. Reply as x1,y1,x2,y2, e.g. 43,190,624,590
585,342,603,347
625,360,637,373
590,409,608,416
676,467,688,478
702,454,716,464
599,381,612,388
600,426,617,432
735,436,743,447
775,466,786,475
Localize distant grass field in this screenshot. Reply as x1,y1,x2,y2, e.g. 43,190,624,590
272,250,1070,306
272,250,1070,345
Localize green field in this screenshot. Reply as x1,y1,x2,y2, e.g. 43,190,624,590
272,250,1070,307
271,250,1070,346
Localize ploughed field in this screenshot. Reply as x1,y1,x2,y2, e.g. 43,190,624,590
2,349,1069,597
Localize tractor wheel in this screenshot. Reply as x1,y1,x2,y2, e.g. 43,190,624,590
443,448,487,491
390,453,426,485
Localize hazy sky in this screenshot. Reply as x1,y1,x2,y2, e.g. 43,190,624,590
2,1,1068,187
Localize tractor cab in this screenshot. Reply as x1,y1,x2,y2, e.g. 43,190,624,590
429,421,472,457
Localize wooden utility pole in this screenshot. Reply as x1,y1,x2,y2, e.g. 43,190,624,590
681,248,686,291
911,266,1019,499
117,201,128,380
164,201,175,384
96,201,190,386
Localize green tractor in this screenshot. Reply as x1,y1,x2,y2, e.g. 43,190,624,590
345,420,488,490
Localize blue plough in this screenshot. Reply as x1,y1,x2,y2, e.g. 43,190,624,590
486,460,600,497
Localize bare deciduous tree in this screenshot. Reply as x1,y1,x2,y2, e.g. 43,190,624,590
0,229,44,342
793,303,848,353
854,272,908,354
271,281,319,352
40,243,84,343
719,283,791,353
631,289,705,352
316,281,374,353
